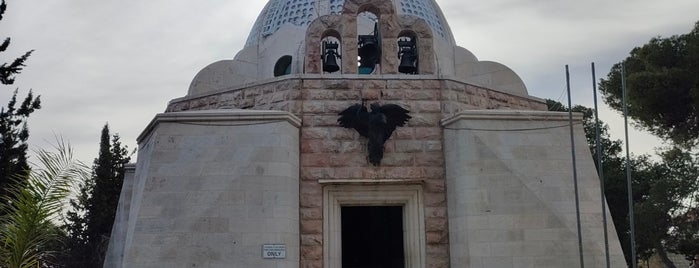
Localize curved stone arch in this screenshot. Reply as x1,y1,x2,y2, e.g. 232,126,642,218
307,0,415,74
320,29,343,73
357,3,396,75
322,28,342,39
342,0,395,16
305,14,347,73
397,15,433,43
397,15,435,74
356,4,381,17
397,29,417,39
396,30,419,74
343,0,400,74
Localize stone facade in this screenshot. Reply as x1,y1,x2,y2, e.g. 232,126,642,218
151,75,569,268
443,111,626,267
111,74,626,267
107,0,627,266
106,110,301,267
303,2,436,75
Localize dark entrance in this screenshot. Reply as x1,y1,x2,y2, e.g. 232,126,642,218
341,206,405,268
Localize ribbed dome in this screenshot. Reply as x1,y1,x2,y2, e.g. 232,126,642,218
245,0,454,46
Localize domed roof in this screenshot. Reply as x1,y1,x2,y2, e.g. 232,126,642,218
187,0,529,97
245,0,454,46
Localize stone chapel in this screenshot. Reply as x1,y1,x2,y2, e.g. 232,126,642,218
105,0,627,267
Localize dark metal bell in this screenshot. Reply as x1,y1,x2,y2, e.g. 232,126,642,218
322,41,341,73
323,52,340,73
358,35,379,68
398,53,416,74
398,38,417,74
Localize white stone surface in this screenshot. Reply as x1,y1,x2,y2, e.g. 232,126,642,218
187,59,257,96
104,164,136,268
442,110,626,268
107,110,301,268
452,46,528,96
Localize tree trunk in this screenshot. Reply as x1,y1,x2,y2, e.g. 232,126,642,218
656,243,677,268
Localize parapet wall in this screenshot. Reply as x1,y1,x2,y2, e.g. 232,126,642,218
167,75,546,115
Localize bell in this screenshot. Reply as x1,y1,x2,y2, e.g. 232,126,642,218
359,56,375,68
358,35,379,68
322,41,341,73
398,50,416,74
398,39,417,74
323,51,340,73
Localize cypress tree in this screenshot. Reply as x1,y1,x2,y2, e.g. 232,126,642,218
61,124,131,267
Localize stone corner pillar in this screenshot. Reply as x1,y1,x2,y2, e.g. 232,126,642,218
108,109,301,268
441,110,626,268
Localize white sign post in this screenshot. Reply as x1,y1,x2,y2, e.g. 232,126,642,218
261,244,286,259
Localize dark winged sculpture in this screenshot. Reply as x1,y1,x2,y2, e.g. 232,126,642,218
338,101,411,166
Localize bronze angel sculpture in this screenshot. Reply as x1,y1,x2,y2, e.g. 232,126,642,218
338,101,411,166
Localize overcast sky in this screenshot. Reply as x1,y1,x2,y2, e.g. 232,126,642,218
2,0,698,164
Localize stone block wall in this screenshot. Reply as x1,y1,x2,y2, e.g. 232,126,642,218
166,76,546,115
104,164,136,268
442,110,626,268
303,0,437,76
113,110,301,268
168,78,304,113
162,76,547,267
295,78,449,268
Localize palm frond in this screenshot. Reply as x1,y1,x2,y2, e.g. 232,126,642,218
0,140,88,268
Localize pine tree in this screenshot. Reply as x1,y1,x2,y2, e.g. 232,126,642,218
1,0,34,85
61,124,131,267
599,21,699,147
0,0,41,201
0,90,40,197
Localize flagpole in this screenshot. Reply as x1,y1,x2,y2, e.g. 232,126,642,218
566,65,585,268
591,62,611,268
621,62,638,268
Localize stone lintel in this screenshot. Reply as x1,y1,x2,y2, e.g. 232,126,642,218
440,110,583,127
138,109,302,142
318,178,425,185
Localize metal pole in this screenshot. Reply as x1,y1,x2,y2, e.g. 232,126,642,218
566,65,585,268
621,62,638,268
592,62,611,268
